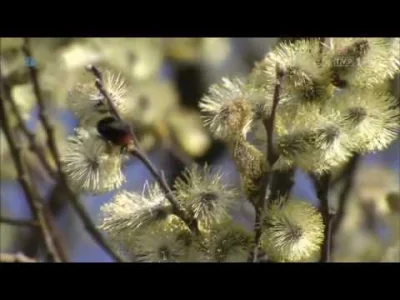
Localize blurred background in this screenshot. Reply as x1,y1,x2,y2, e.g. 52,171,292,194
0,37,399,262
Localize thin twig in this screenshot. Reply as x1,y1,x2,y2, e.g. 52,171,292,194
0,217,38,228
62,188,128,262
265,63,284,168
330,154,360,251
22,39,126,262
130,149,199,234
0,252,37,263
312,172,332,262
87,65,200,235
0,96,63,262
1,80,56,178
1,76,69,260
22,39,63,175
164,137,197,167
317,37,326,65
249,63,284,262
330,156,359,187
267,168,296,204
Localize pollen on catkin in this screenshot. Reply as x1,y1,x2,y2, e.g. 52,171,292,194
201,220,254,262
99,182,172,240
260,199,324,262
199,77,255,141
131,216,192,262
229,137,267,201
67,70,131,126
329,38,400,88
249,39,332,104
174,164,238,228
326,89,400,153
60,127,125,194
274,103,352,174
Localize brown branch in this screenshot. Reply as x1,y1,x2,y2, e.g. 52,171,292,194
1,75,68,260
330,154,360,251
311,172,332,262
317,37,326,65
1,80,56,178
87,65,200,235
0,217,38,228
0,252,37,263
0,95,63,262
129,148,199,234
165,139,197,167
267,168,296,203
22,39,63,175
265,63,284,168
249,63,284,262
22,39,127,263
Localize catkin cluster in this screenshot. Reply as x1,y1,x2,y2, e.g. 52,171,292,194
200,38,400,176
62,38,399,262
196,37,399,261
100,165,255,262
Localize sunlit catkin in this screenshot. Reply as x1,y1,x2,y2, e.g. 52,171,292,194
326,89,400,153
174,165,238,228
131,216,192,262
68,70,131,126
199,77,255,141
249,39,332,104
329,38,400,88
99,182,172,240
260,199,324,262
60,127,125,194
274,103,352,174
204,220,254,262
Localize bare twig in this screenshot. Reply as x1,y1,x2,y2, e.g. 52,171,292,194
22,39,63,176
1,75,69,260
267,168,296,203
86,65,141,146
22,39,126,262
164,138,197,167
0,96,63,262
0,252,37,263
249,63,284,262
0,217,38,228
317,37,326,65
1,80,56,178
130,148,199,234
87,65,200,235
330,154,360,251
312,172,332,262
265,63,284,168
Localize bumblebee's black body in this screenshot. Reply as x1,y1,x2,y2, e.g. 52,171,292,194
97,116,133,146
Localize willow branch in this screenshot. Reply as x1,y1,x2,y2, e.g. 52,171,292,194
164,139,197,167
0,96,63,262
330,154,360,250
1,74,69,259
87,65,199,235
130,149,199,234
1,80,56,178
267,168,296,203
312,172,332,262
249,63,284,262
22,39,126,263
317,37,326,65
0,217,38,228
